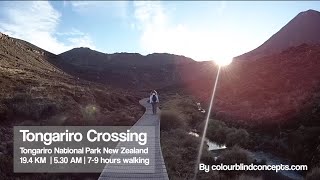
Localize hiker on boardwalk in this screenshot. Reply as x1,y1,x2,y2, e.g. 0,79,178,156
149,90,159,115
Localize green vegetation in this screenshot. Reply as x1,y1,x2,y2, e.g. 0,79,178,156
159,95,259,179
159,94,204,128
0,84,143,179
3,93,60,121
0,87,143,126
161,95,320,179
198,119,250,148
160,95,217,179
160,110,186,131
217,146,253,165
161,129,218,179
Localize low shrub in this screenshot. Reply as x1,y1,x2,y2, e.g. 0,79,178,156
226,129,250,147
0,103,8,123
160,95,205,130
160,110,186,131
202,119,227,133
4,93,59,121
211,127,229,145
0,154,13,179
81,104,100,124
204,119,250,147
107,111,135,126
236,174,263,180
161,129,216,179
218,146,253,165
204,119,229,145
306,167,320,180
187,111,203,128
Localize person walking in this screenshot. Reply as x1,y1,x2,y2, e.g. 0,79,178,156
149,90,159,115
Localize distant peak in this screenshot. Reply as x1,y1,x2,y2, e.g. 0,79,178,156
71,47,92,51
299,9,320,16
79,47,91,49
305,9,319,13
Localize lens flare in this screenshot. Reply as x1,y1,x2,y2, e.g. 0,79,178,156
213,57,233,66
193,65,221,180
82,104,99,122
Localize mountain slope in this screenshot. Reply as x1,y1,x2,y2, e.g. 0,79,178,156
211,44,320,126
0,32,143,126
59,47,194,67
157,10,320,129
54,47,203,90
237,9,320,60
5,9,318,129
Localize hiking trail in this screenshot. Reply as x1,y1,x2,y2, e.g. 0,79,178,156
99,98,169,180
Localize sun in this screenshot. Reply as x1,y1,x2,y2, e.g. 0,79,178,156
213,57,233,66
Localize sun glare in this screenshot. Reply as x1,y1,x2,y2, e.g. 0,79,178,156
213,58,233,66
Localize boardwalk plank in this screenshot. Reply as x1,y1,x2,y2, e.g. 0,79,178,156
99,98,169,180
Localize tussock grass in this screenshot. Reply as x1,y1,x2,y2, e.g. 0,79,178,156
160,95,257,179
3,93,60,121
160,94,204,129
161,129,218,179
160,110,186,131
306,167,320,180
235,174,263,180
200,119,250,147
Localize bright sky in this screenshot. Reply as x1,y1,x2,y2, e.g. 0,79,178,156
0,1,319,61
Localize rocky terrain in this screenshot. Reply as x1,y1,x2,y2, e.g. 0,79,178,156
205,9,320,129
0,32,144,127
0,32,145,179
53,47,212,91
50,9,320,171
236,9,320,60
48,10,320,130
202,44,320,127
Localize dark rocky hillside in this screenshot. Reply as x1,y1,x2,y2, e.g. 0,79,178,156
211,44,320,169
0,32,146,179
0,32,144,126
237,9,320,60
53,47,201,90
209,44,320,127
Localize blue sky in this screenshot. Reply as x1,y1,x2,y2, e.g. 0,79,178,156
0,1,319,61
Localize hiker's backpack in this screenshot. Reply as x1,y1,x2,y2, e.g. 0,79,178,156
152,94,157,102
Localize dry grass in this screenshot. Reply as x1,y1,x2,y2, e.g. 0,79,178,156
159,95,257,179
160,94,204,129
161,129,218,180
201,119,250,147
235,174,263,180
226,129,250,147
306,167,320,180
3,93,59,121
0,34,144,179
160,110,186,131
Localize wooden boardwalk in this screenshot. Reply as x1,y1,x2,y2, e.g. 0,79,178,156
99,98,169,180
